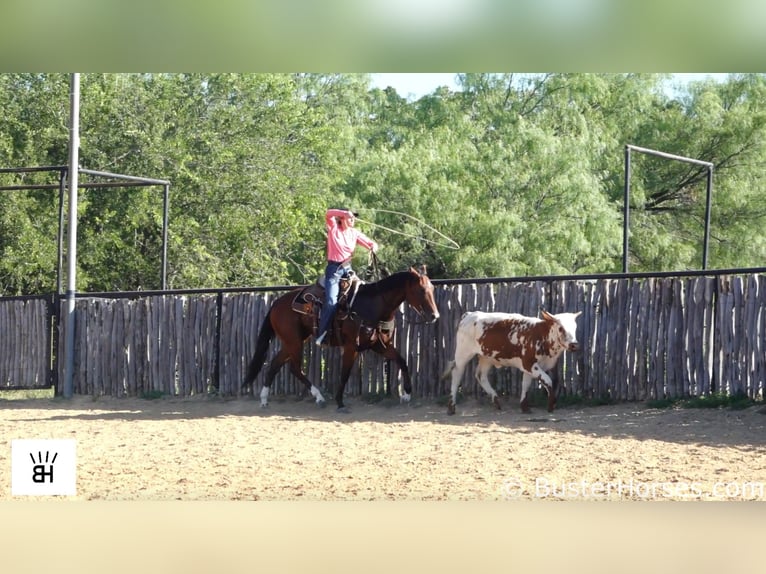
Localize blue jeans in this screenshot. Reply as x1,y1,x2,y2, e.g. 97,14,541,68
317,261,350,337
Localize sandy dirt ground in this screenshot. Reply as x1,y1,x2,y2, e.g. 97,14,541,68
2,393,765,501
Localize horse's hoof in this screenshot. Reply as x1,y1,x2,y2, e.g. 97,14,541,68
336,406,350,414
447,402,456,415
492,396,502,410
317,400,327,409
260,403,269,409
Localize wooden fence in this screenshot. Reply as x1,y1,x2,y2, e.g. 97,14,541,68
2,272,765,401
0,295,53,390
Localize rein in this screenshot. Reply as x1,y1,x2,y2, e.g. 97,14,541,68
353,261,430,333
377,261,432,326
406,307,434,325
363,250,389,282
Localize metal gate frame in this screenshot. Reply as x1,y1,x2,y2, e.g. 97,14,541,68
623,144,714,273
0,165,170,393
0,165,170,292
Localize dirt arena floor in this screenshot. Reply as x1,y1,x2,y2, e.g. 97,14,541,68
2,393,765,501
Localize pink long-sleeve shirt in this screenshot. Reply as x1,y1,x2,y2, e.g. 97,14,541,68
325,209,378,263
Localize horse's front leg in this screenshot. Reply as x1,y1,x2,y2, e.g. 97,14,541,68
377,344,412,404
335,346,358,413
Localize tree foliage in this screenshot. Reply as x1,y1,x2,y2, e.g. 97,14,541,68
1,72,765,295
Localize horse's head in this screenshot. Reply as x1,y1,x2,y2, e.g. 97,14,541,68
405,265,440,323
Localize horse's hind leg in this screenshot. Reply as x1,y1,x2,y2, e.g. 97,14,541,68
287,359,326,407
258,351,290,407
261,346,326,408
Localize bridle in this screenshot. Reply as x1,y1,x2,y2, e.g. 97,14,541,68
404,273,438,325
362,253,436,325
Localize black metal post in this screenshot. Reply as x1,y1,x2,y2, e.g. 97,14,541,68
623,145,631,273
47,293,58,394
162,183,169,290
213,291,223,392
702,166,714,270
57,167,67,295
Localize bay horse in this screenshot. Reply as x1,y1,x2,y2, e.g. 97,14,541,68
242,266,439,411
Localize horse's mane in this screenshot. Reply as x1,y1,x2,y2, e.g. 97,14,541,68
358,269,417,294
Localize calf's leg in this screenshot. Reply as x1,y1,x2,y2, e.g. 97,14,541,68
475,356,501,410
446,355,472,415
519,364,556,413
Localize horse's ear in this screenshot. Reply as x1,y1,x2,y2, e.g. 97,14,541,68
420,264,428,275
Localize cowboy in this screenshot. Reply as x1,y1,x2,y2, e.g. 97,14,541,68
315,208,378,346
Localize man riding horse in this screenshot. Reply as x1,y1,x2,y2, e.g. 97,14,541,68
315,207,378,346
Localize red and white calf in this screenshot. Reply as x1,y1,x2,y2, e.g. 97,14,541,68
442,310,581,414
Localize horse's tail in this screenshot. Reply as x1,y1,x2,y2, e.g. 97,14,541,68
243,308,275,389
440,360,456,382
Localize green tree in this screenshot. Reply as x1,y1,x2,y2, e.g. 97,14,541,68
2,73,766,295
0,74,69,294
625,74,766,270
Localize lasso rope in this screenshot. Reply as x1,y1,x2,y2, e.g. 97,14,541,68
355,208,460,250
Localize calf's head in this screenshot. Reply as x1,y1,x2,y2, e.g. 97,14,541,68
541,310,581,352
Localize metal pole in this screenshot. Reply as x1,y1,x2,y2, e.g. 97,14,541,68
57,168,66,296
623,145,631,273
162,183,169,290
702,166,714,270
625,144,714,168
63,73,80,399
78,167,169,186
